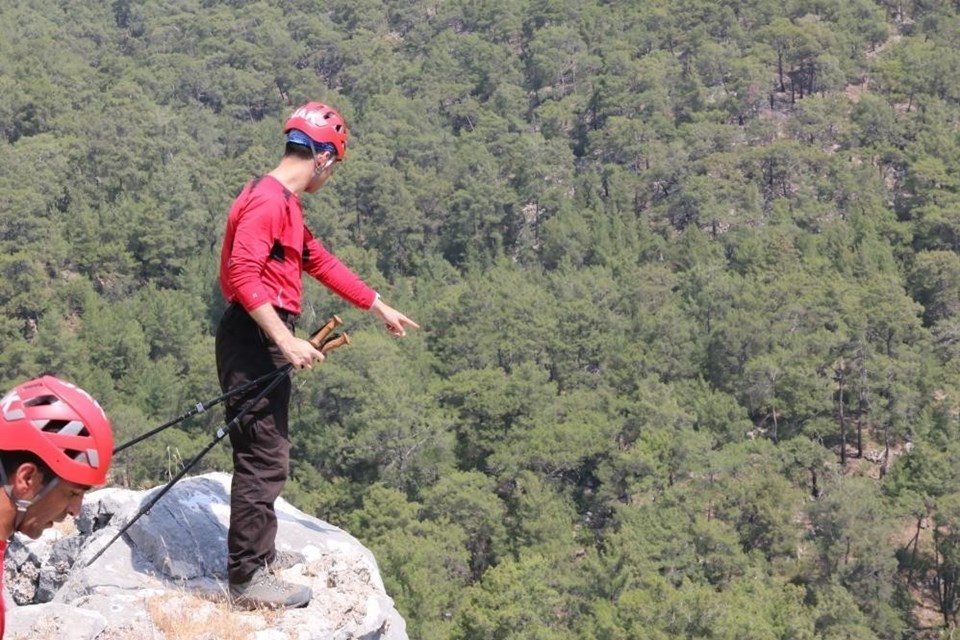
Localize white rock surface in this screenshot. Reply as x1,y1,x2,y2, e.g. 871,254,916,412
4,473,407,640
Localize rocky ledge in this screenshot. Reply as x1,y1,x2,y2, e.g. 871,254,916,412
4,472,408,640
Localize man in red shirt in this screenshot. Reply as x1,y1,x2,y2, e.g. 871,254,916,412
217,101,419,610
0,376,115,638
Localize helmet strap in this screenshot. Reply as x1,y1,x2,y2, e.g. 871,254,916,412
307,138,325,174
304,137,335,175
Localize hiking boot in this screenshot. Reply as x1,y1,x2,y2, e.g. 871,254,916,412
268,549,305,572
229,567,312,610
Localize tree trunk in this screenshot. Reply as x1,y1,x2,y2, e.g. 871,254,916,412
858,344,869,461
837,372,846,466
908,515,922,580
777,51,785,92
856,418,863,459
881,423,890,478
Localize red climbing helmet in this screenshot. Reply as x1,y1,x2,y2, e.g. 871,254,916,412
0,376,114,486
283,101,349,160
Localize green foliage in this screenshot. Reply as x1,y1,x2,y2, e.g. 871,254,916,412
421,470,509,579
2,0,959,637
346,484,470,640
450,553,579,640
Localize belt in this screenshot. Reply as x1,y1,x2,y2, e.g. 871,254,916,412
226,302,298,329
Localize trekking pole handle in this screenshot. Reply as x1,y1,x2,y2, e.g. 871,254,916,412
309,315,342,349
320,333,351,354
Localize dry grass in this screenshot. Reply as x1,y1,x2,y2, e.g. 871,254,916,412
146,592,279,640
10,590,287,640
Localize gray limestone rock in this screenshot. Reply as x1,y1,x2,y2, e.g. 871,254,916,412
5,472,408,640
5,602,107,640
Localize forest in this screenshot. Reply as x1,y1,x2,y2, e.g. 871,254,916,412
3,0,960,637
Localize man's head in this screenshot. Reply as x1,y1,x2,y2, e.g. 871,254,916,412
283,102,349,193
0,376,114,539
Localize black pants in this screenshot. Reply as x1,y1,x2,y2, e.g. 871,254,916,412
215,304,295,584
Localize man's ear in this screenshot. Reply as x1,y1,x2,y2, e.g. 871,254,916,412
11,462,44,497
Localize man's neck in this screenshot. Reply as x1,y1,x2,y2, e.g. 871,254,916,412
267,157,312,194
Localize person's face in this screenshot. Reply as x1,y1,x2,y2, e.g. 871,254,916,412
16,468,89,539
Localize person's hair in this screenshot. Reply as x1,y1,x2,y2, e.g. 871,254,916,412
283,141,338,161
284,142,315,160
0,451,52,484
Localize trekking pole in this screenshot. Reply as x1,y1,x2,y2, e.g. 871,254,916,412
112,316,346,455
84,368,289,568
84,319,349,568
114,368,284,455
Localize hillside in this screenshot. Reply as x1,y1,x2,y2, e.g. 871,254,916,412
3,0,960,637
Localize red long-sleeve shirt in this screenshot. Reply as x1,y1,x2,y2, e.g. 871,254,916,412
219,176,376,315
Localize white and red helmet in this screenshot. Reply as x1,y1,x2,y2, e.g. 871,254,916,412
283,101,349,160
0,376,113,486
